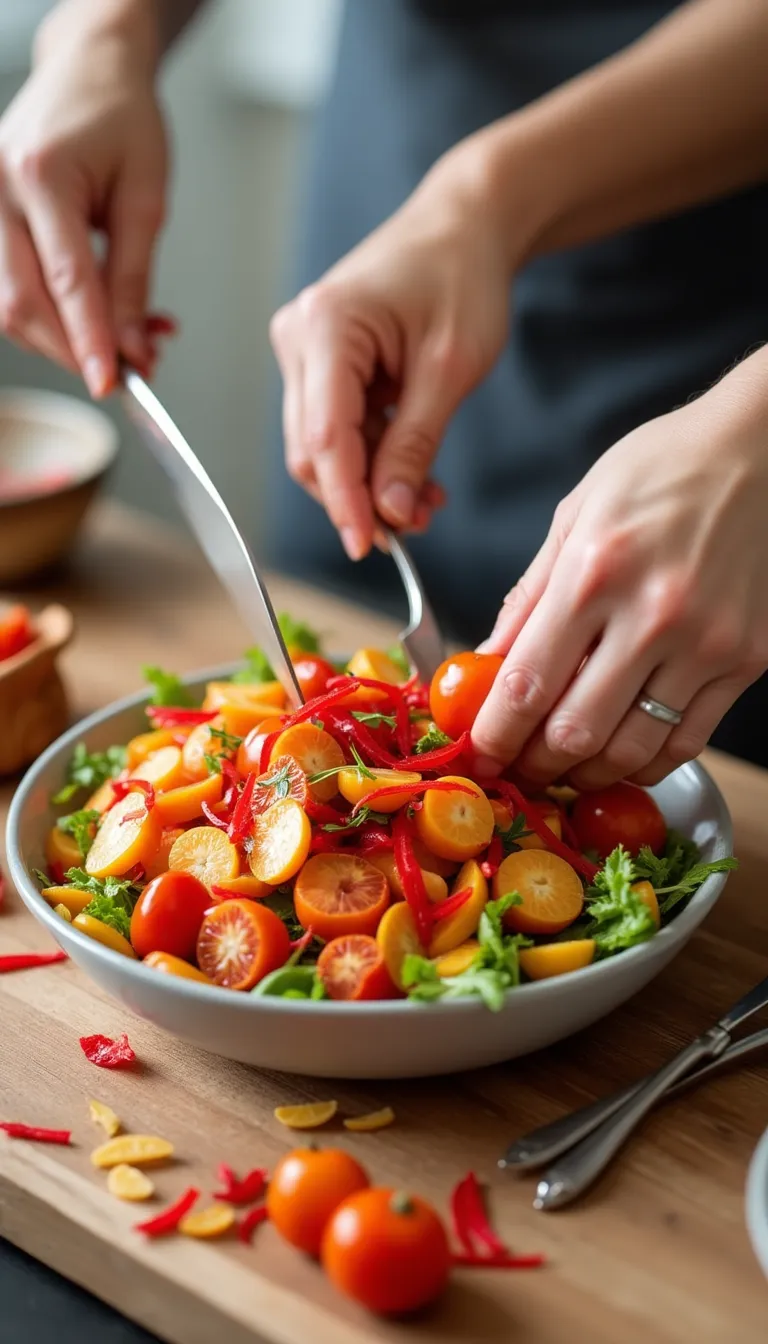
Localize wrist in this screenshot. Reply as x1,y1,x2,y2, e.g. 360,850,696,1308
34,0,160,75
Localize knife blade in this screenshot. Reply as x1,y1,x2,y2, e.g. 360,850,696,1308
120,366,303,709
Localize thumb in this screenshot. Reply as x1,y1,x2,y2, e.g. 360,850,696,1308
371,349,460,529
107,174,165,372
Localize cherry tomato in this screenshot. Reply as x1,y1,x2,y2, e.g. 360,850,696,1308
0,603,35,662
196,899,291,990
267,1147,370,1256
571,781,667,857
130,870,211,961
429,651,503,740
236,716,286,776
321,1187,451,1315
292,654,336,702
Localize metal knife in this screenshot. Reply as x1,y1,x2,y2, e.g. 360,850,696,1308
120,365,303,709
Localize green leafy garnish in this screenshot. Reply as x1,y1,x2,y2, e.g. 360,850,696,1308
56,809,100,859
257,760,297,802
231,646,275,685
403,891,530,1011
413,723,452,754
351,710,397,730
653,857,738,915
142,664,193,707
584,846,656,955
496,813,532,856
65,868,139,941
278,613,320,654
322,807,391,833
307,743,374,787
630,833,738,917
209,726,243,751
52,743,127,806
33,868,53,888
387,644,411,680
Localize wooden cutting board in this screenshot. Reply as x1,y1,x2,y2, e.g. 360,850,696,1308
1,505,767,1344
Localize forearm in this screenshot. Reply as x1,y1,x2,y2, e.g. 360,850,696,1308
34,0,205,72
453,0,768,267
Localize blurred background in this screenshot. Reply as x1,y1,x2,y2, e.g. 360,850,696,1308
0,0,342,541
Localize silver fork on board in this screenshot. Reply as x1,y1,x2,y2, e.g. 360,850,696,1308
382,527,446,683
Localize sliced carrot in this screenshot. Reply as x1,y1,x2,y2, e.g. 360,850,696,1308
294,853,389,942
338,767,422,813
248,798,311,885
410,835,459,880
85,793,161,879
493,849,584,935
131,745,186,792
317,934,397,1001
203,679,286,711
376,901,422,990
432,939,479,977
270,723,345,803
143,828,185,881
366,852,448,904
274,1101,338,1130
45,825,84,873
211,874,272,900
73,912,136,958
519,939,595,980
427,860,488,957
169,826,239,889
153,773,224,826
518,810,562,850
42,884,93,918
196,899,290,990
415,775,494,862
126,728,180,770
343,1108,395,1132
633,880,661,929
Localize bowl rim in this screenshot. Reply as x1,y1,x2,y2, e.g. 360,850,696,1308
746,1125,768,1279
0,387,118,509
6,661,734,1019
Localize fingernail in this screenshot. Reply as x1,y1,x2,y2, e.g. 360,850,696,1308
379,480,416,526
475,638,493,654
83,356,109,398
341,527,366,561
472,754,504,779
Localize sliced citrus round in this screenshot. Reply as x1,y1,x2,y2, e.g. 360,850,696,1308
248,798,311,885
317,935,396,1001
337,767,422,813
519,939,595,980
107,1164,155,1202
196,899,291,990
251,753,308,815
169,826,239,889
274,1100,338,1129
180,1203,236,1238
131,745,186,792
366,852,448,904
45,824,85,873
126,728,179,770
427,860,488,957
203,679,286,711
633,880,661,929
153,773,223,826
343,1108,396,1133
294,854,390,942
270,723,345,803
376,901,422,990
85,793,161,879
493,849,584,935
432,939,480,978
143,827,185,881
410,835,459,880
415,775,494,862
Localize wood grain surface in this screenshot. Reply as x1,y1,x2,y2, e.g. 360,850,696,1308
1,505,766,1344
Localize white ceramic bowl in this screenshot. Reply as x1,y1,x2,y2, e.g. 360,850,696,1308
746,1127,768,1278
6,666,734,1079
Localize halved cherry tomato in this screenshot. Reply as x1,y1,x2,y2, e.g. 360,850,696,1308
572,781,666,857
294,854,389,942
493,849,584,935
414,775,494,862
169,826,239,888
143,951,213,984
250,754,308,815
236,717,286,777
427,860,488,957
248,798,311,885
267,1147,370,1257
153,773,223,826
321,1188,451,1316
85,793,161,879
270,723,345,803
130,870,211,960
429,651,503,740
0,604,34,662
292,654,337,702
338,767,421,814
317,934,397,1000
196,899,290,990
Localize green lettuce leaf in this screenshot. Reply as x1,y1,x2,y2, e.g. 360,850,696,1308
52,743,127,806
56,808,100,858
142,664,193,707
413,723,452,754
231,646,275,684
584,846,656,955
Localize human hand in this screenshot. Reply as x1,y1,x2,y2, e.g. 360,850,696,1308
0,13,169,395
270,148,518,560
471,357,768,787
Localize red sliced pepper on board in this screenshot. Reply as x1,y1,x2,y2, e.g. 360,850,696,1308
392,810,433,945
492,780,597,881
134,1186,200,1237
79,1032,136,1069
451,1252,546,1269
0,950,67,973
212,1163,267,1205
0,1122,71,1144
450,1170,544,1269
238,1205,269,1244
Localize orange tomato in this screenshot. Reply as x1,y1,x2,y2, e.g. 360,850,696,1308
493,849,584,935
294,854,390,942
366,852,448,904
267,1148,370,1257
414,776,494,862
236,717,286,777
317,934,398,1001
153,773,224,826
248,798,311,885
429,651,503,740
250,753,308,815
321,1188,451,1316
270,723,345,803
337,767,421,814
196,899,291,990
427,859,488,958
143,950,213,984
84,794,161,879
131,870,211,961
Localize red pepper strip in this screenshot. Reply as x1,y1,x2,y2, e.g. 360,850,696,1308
0,1122,71,1144
201,800,229,831
556,804,580,851
350,778,476,816
49,861,66,886
356,824,394,854
146,707,217,727
304,798,350,825
323,711,401,769
432,886,472,924
134,1186,200,1237
451,1252,546,1269
238,1205,269,1244
480,832,503,880
450,1171,508,1257
213,1163,267,1205
493,781,597,882
392,811,433,945
281,679,362,730
397,731,471,772
79,1032,136,1069
395,695,412,755
328,674,402,703
220,759,240,792
310,831,344,854
112,779,156,822
0,950,68,973
227,772,257,844
259,729,282,775
289,926,315,954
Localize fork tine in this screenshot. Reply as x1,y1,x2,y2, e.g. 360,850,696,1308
384,528,446,682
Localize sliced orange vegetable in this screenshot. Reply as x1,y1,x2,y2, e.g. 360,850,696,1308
248,798,311,885
493,849,584,935
91,1134,174,1169
42,884,92,917
427,860,488,957
89,1099,121,1137
142,951,213,983
274,1101,338,1130
73,912,137,958
181,721,223,782
519,939,595,980
343,1108,396,1133
410,836,459,880
294,854,389,942
338,767,422,813
270,723,345,803
366,852,448,904
432,939,480,978
376,901,422,991
85,793,161,879
53,902,72,922
180,1203,236,1238
45,824,84,873
126,728,180,769
143,827,185,881
153,773,223,826
196,899,291,990
131,745,186,792
203,679,286,712
489,799,513,831
347,648,406,685
415,776,494,862
633,880,661,929
85,775,127,814
518,810,562,850
211,874,272,900
107,1164,155,1202
169,826,239,889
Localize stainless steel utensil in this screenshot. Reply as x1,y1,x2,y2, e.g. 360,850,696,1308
120,365,303,709
383,527,445,683
500,1025,768,1173
533,975,768,1209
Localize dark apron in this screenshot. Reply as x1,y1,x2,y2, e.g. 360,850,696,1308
264,0,768,765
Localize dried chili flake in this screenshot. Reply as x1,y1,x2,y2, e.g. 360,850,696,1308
0,950,67,973
213,1162,267,1205
238,1205,269,1244
493,780,597,881
79,1032,136,1069
134,1186,200,1237
0,1122,71,1145
432,887,472,924
392,810,432,945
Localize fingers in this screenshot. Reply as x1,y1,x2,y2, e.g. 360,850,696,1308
0,204,77,370
370,348,460,531
107,175,165,373
629,672,755,787
301,335,374,560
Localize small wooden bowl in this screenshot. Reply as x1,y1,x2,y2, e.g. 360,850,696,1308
0,604,74,777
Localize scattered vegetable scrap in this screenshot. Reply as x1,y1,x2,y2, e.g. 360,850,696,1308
134,1186,199,1237
343,1108,396,1133
213,1163,267,1205
107,1164,155,1202
0,1121,71,1145
91,1134,174,1169
274,1101,338,1130
450,1171,545,1270
89,1099,121,1137
79,1033,136,1069
0,950,68,973
238,1205,269,1244
180,1203,236,1239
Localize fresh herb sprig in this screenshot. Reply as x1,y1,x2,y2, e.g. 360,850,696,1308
403,891,530,1011
56,808,100,858
52,743,127,806
142,665,193,707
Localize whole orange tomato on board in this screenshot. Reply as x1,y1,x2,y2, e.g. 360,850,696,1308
322,1187,451,1315
571,781,666,857
267,1147,370,1257
429,652,503,740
